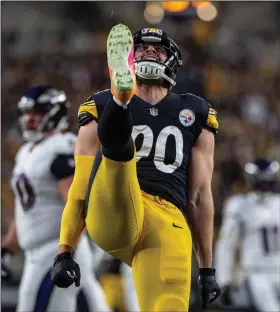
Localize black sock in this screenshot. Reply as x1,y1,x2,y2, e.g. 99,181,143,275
97,97,134,161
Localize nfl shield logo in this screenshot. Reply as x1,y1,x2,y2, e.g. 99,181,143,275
150,108,158,117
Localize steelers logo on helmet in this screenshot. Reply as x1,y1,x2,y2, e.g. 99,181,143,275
18,85,70,143
133,28,183,89
179,109,195,127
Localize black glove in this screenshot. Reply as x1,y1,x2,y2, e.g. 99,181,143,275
220,285,233,306
1,247,13,281
198,268,221,310
51,252,80,288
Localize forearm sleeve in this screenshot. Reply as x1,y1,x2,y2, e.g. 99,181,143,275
59,155,95,249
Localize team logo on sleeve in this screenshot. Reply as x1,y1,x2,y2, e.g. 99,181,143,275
179,109,195,127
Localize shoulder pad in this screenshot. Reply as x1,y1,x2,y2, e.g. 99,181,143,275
77,89,111,126
49,133,76,155
78,95,98,126
15,143,31,162
223,194,245,219
62,132,77,152
178,93,204,102
179,94,219,134
177,93,209,112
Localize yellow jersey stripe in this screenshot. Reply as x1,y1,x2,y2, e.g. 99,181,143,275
209,108,217,116
206,114,219,130
83,100,95,106
78,104,98,119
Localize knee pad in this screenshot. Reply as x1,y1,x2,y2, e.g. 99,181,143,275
160,251,189,285
154,294,189,312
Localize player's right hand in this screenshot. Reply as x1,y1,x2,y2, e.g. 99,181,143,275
51,252,80,288
1,247,13,281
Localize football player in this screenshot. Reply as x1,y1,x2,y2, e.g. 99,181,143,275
1,86,110,312
52,24,221,311
120,261,140,311
215,159,280,312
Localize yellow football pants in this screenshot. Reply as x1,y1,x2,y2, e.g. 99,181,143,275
85,154,192,312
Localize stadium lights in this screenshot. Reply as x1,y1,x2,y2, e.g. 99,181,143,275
144,1,217,22
161,2,190,13
196,2,218,22
144,2,165,24
191,1,211,8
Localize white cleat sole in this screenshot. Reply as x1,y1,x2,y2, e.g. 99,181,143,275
107,24,135,93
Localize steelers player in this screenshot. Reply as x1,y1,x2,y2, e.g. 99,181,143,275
52,24,221,311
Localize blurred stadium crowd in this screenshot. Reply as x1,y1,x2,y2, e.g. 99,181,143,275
1,1,280,311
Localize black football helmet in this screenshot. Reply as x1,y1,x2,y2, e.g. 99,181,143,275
244,158,280,192
133,28,183,89
18,85,70,142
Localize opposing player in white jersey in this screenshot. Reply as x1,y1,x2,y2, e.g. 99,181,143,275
1,85,110,312
215,159,280,312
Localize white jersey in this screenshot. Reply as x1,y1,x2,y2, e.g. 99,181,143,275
215,192,280,287
11,132,76,251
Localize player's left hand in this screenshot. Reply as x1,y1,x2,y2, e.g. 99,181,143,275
1,247,13,281
51,252,80,288
198,268,221,310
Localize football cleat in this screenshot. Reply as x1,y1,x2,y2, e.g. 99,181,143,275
107,24,136,105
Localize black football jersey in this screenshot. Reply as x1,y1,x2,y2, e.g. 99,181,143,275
78,90,219,211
